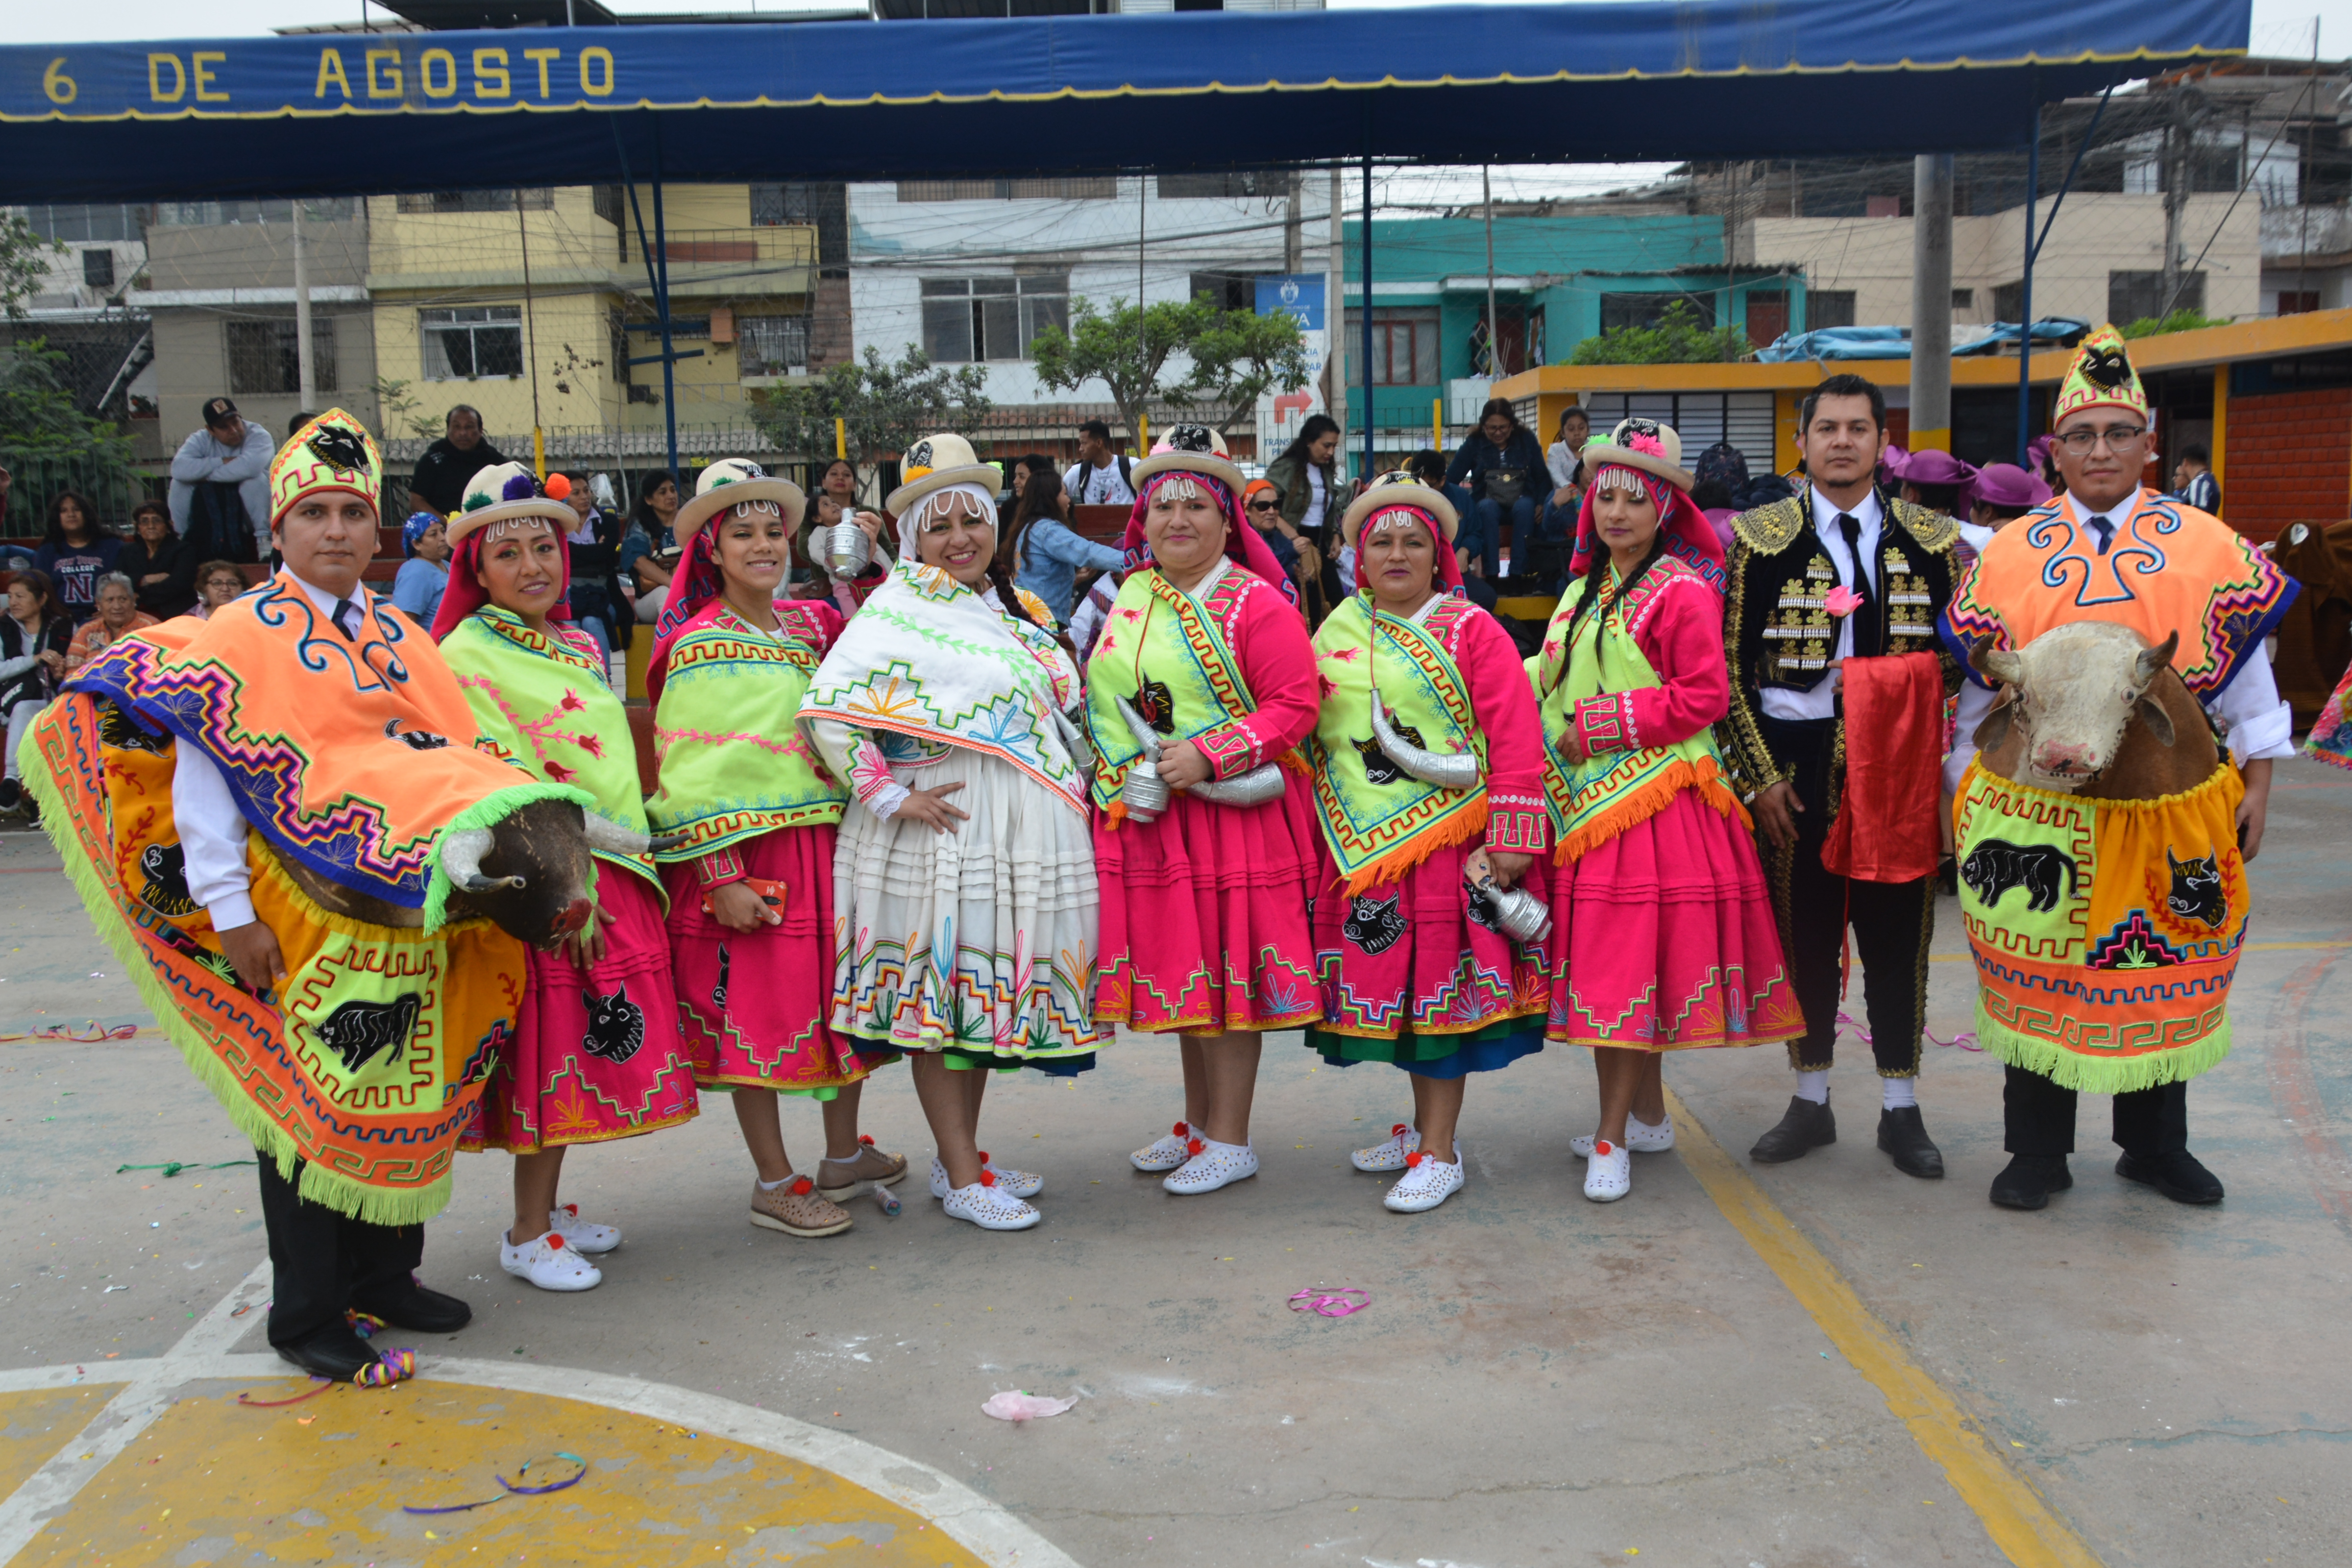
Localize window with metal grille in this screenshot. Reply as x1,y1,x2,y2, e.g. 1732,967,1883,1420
1599,292,1717,333
895,178,1117,201
2109,270,2204,323
81,250,115,291
420,306,523,380
1157,172,1281,199
226,318,338,395
155,198,355,227
395,190,554,214
918,272,1070,363
2278,290,2324,316
1341,310,1441,387
740,316,811,378
21,204,148,243
1578,392,1777,478
1806,290,1857,330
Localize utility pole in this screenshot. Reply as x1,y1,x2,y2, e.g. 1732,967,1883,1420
1283,168,1301,274
2160,113,2186,320
1910,153,1954,453
1482,165,1500,388
292,199,315,412
518,191,544,477
1326,161,1346,475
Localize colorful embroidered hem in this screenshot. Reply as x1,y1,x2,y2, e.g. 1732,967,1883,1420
2302,657,2352,772
1311,837,1550,1040
1954,758,2246,1093
27,692,521,1225
1306,1014,1545,1078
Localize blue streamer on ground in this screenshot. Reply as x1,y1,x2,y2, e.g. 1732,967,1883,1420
402,1452,589,1515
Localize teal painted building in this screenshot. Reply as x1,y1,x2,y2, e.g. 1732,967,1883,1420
1340,214,1807,449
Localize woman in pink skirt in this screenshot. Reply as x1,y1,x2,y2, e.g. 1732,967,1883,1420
1303,472,1553,1215
434,462,698,1292
645,461,904,1241
1086,426,1324,1195
1534,420,1805,1201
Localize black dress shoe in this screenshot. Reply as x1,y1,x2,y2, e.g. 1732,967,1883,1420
2116,1150,2224,1205
1749,1095,1836,1163
275,1325,383,1382
1989,1154,2073,1210
1876,1105,1945,1178
353,1282,472,1334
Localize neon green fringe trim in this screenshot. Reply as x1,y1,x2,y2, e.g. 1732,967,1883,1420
421,781,596,934
1972,997,2233,1095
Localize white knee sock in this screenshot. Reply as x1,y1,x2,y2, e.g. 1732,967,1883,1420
1795,1071,1830,1104
1882,1077,1918,1110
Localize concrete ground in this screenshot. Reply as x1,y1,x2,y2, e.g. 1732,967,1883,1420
1,756,2347,1568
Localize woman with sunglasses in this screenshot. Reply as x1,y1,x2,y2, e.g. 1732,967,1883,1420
1088,426,1323,1196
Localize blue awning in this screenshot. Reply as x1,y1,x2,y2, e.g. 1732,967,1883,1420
0,0,2249,201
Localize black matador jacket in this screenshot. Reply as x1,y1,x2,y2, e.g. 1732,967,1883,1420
1720,483,1964,824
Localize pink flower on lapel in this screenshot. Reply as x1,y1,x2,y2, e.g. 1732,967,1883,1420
1824,585,1864,618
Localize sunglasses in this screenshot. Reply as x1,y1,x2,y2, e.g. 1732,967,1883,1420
1247,500,1281,513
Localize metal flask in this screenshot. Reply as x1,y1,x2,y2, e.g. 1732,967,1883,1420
1480,876,1554,946
825,519,871,578
1187,760,1288,807
1114,695,1170,821
1051,703,1095,775
1369,694,1483,790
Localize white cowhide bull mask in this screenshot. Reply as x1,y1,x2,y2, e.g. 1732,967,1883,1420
1969,623,2180,792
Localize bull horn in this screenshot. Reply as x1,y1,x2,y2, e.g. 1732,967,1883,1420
1370,698,1484,790
2134,631,2180,685
440,827,522,895
1113,695,1169,821
1969,635,2022,687
1115,695,1163,761
579,810,654,856
1052,704,1095,775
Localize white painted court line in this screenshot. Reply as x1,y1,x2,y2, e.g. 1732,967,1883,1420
0,1259,1078,1568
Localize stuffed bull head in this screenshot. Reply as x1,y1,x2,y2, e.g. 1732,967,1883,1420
1969,625,2180,792
441,802,681,946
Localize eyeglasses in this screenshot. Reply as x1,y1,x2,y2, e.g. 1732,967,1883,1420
1247,500,1281,513
2055,425,2147,454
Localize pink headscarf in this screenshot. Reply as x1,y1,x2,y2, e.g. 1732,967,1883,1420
429,514,574,641
1350,499,1465,599
1120,468,1299,604
1570,460,1728,597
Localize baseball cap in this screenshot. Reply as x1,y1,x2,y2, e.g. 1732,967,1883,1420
202,397,240,429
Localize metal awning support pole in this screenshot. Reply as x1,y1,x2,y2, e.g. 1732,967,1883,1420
1360,150,1374,480
2016,101,2039,467
651,119,679,481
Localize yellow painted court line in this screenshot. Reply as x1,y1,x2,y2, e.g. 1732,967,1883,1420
1932,940,2352,962
1662,1087,2105,1568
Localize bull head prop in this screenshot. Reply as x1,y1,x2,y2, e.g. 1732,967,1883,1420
440,801,681,948
1969,627,2180,792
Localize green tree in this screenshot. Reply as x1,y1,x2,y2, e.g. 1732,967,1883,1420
1027,293,1311,446
2120,309,2231,340
1565,299,1752,366
748,346,993,501
0,338,143,506
0,213,65,322
369,375,441,441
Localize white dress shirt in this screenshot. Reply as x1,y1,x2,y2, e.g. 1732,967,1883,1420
1758,485,1883,722
172,573,366,932
1941,488,2296,796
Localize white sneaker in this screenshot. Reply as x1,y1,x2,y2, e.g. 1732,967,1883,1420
1130,1120,1194,1173
941,1175,1042,1231
1351,1123,1420,1172
501,1229,603,1292
1584,1140,1632,1202
547,1202,620,1254
1571,1115,1674,1159
1163,1137,1258,1195
929,1154,1044,1200
1383,1151,1465,1213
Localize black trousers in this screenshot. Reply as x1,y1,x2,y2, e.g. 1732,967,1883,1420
1758,714,1935,1078
2004,1069,2189,1159
255,1152,423,1348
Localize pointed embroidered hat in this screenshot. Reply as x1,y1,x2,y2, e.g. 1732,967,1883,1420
885,433,1000,516
443,461,578,546
268,408,382,525
672,457,807,539
1129,421,1246,494
2052,323,2149,428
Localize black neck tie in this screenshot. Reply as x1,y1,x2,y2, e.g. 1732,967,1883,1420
2087,514,2115,556
1836,512,1881,661
332,597,359,641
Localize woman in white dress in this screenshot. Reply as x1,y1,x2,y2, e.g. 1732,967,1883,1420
801,433,1103,1233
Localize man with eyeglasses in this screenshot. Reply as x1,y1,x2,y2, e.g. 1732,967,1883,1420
1940,325,2298,1213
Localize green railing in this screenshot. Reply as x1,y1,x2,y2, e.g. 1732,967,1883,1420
0,449,161,537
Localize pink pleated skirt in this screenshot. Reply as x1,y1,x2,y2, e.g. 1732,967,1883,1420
1546,789,1806,1052
1093,769,1323,1034
464,863,698,1154
663,824,890,1094
1311,836,1552,1039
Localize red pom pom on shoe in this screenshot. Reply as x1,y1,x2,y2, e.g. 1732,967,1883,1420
1593,1140,1614,1157
1391,1123,1409,1137
558,1202,578,1218
788,1176,814,1197
1172,1121,1188,1137
1405,1151,1423,1168
976,1151,989,1163
546,1234,564,1250
858,1133,876,1147
1185,1138,1205,1155
978,1169,997,1187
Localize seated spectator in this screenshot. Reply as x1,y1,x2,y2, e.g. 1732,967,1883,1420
32,491,122,629
1444,398,1547,581
1007,465,1125,622
558,470,630,657
118,499,199,619
190,560,249,620
621,470,682,624
1538,406,1590,588
407,405,507,519
1266,415,1346,623
167,397,272,563
0,568,72,816
392,512,452,628
64,573,158,673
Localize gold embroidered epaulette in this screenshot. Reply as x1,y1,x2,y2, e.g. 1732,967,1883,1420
1887,495,1959,554
1731,496,1808,555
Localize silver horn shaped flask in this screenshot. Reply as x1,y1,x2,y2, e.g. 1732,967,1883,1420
1480,876,1553,946
1369,695,1482,789
1186,760,1288,807
1114,695,1170,822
